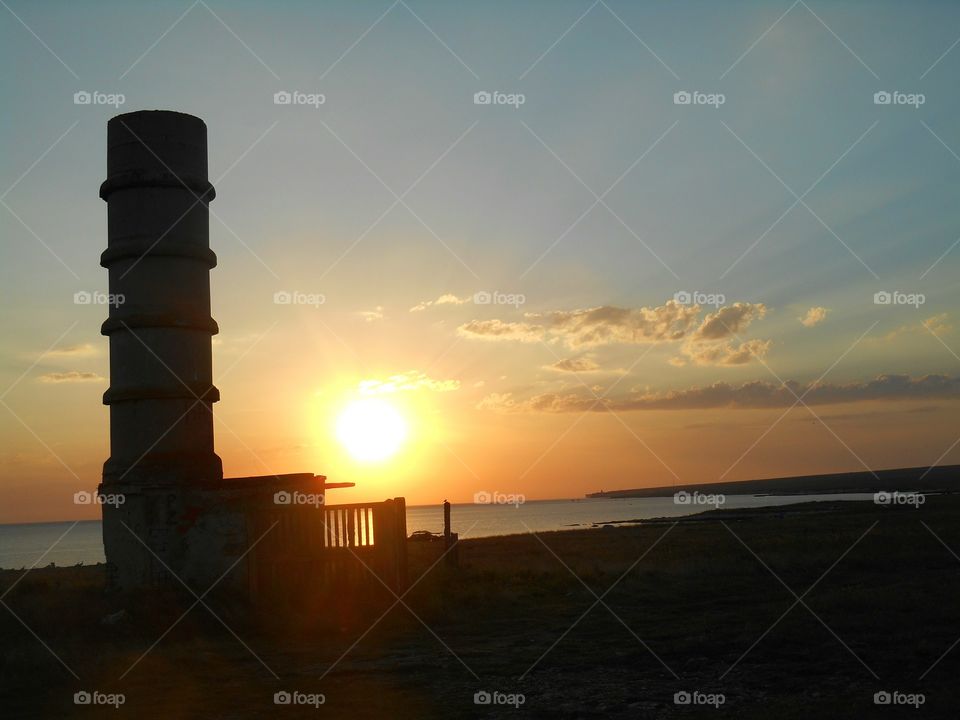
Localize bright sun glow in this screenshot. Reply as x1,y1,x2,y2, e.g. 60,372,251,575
336,398,408,463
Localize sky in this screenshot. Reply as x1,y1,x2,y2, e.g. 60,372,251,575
1,0,959,523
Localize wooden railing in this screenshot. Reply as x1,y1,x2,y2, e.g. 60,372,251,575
247,497,408,601
324,504,375,548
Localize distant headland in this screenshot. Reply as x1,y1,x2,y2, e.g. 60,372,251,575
587,464,960,498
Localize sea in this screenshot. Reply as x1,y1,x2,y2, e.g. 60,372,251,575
0,493,875,570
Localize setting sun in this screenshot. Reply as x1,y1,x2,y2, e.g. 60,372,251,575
335,398,409,463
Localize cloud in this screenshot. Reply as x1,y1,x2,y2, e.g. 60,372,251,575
45,343,98,358
458,318,543,342
459,299,771,367
679,338,771,366
459,301,702,347
358,371,459,395
410,294,470,312
691,302,767,341
478,373,960,413
37,371,104,384
799,307,829,328
674,302,768,366
545,357,601,373
879,313,952,341
357,306,384,323
923,313,951,337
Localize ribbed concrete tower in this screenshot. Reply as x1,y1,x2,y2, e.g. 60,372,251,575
99,111,224,588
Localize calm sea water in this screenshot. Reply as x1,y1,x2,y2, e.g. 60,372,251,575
0,494,874,570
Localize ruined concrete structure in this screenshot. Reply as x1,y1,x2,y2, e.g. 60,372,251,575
96,111,409,596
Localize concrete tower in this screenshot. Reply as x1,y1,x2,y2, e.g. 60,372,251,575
99,111,224,588
97,110,348,597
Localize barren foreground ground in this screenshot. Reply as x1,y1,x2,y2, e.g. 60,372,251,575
3,496,959,718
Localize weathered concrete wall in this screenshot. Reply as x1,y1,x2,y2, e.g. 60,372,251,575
99,474,328,594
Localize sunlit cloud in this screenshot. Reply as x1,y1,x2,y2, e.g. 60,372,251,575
410,293,471,312
677,338,772,367
799,306,829,327
459,300,771,367
923,313,952,337
44,343,98,358
691,303,767,341
478,373,960,413
37,371,104,384
357,306,385,323
358,370,459,395
458,300,769,355
545,356,600,373
878,313,952,342
459,301,703,347
674,303,769,366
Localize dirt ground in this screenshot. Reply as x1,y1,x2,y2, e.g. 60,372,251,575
2,496,959,718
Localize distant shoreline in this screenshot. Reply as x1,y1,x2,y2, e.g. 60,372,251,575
586,464,960,499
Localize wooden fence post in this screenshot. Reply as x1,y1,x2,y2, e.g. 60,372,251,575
443,500,459,568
